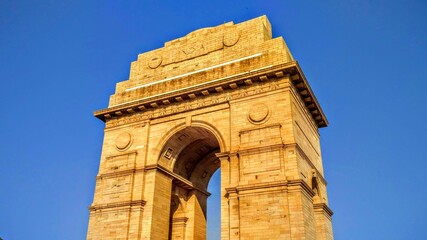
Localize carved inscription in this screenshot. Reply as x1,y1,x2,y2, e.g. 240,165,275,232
106,155,128,172
103,176,131,195
149,26,240,68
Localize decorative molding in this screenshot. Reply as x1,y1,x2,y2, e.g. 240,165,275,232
236,180,288,192
104,78,286,128
127,53,263,92
172,217,189,224
97,168,142,179
314,203,334,218
215,151,230,160
237,143,284,155
105,150,138,159
225,180,315,196
115,132,133,151
148,55,162,69
287,179,315,198
95,62,327,129
89,200,146,211
247,103,270,124
223,26,240,47
239,123,281,135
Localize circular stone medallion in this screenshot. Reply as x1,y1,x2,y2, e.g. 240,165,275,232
248,103,270,124
115,132,132,151
223,26,240,47
148,55,162,69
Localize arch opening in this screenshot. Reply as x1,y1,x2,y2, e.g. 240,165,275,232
159,126,222,240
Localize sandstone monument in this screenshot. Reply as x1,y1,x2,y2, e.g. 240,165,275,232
87,16,333,240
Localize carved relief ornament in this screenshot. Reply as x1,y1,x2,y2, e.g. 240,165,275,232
105,80,284,128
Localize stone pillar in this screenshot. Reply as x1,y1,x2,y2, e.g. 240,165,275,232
228,153,241,239
227,188,240,240
170,217,188,240
216,153,231,240
140,168,173,240
127,201,145,240
314,203,334,240
287,180,317,240
185,191,208,240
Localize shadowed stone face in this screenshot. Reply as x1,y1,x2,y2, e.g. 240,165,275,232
162,127,220,185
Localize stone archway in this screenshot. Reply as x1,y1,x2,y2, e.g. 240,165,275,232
87,16,334,240
158,127,222,240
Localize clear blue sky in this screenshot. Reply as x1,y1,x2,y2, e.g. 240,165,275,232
1,1,426,239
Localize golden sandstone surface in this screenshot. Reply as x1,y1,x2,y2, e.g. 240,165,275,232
88,16,333,240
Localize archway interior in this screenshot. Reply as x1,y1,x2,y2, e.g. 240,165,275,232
159,127,221,239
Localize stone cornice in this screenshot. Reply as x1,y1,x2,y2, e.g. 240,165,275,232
89,200,146,212
237,143,284,155
105,150,138,159
288,179,316,198
172,217,189,224
313,203,334,217
225,180,314,196
292,63,328,127
96,168,141,179
238,123,282,135
96,165,164,179
236,180,288,192
215,151,231,160
94,61,327,128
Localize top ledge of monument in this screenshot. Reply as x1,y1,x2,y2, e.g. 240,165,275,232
94,16,328,128
135,15,275,62
164,21,234,47
118,15,294,95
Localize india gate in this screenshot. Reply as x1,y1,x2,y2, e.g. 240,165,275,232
87,16,334,239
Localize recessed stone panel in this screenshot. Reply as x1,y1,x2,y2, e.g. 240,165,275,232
239,124,282,149
240,147,281,175
104,152,137,173
103,176,131,196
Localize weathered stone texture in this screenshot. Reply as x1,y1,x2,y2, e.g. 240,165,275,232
87,15,333,240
